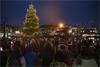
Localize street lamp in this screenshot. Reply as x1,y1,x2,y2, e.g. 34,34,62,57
59,23,64,29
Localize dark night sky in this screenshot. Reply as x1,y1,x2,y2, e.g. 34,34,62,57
0,0,100,27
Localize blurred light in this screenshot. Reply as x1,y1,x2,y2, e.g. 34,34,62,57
68,29,72,34
0,33,3,38
11,41,13,44
93,30,95,32
89,37,95,40
97,38,99,41
93,40,95,43
8,33,11,35
0,47,3,51
72,32,75,35
82,34,98,37
90,30,92,33
91,34,95,36
8,36,11,39
59,23,64,28
82,34,88,37
15,31,20,34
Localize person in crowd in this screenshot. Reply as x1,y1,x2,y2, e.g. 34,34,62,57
73,39,97,67
64,40,77,67
41,41,54,67
0,47,8,67
68,40,78,58
74,54,82,67
81,40,92,59
19,38,26,55
0,36,9,67
24,40,38,67
7,40,25,67
94,41,100,67
55,44,68,67
64,44,74,67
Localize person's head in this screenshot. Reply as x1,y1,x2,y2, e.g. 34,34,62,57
60,45,65,50
60,45,68,52
10,42,19,52
15,40,20,47
10,43,15,51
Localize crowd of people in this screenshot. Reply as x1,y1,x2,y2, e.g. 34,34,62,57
0,35,100,67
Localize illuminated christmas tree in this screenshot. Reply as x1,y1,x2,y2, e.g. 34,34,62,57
23,3,39,39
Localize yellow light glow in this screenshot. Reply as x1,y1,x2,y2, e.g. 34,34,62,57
59,23,64,28
15,31,20,34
